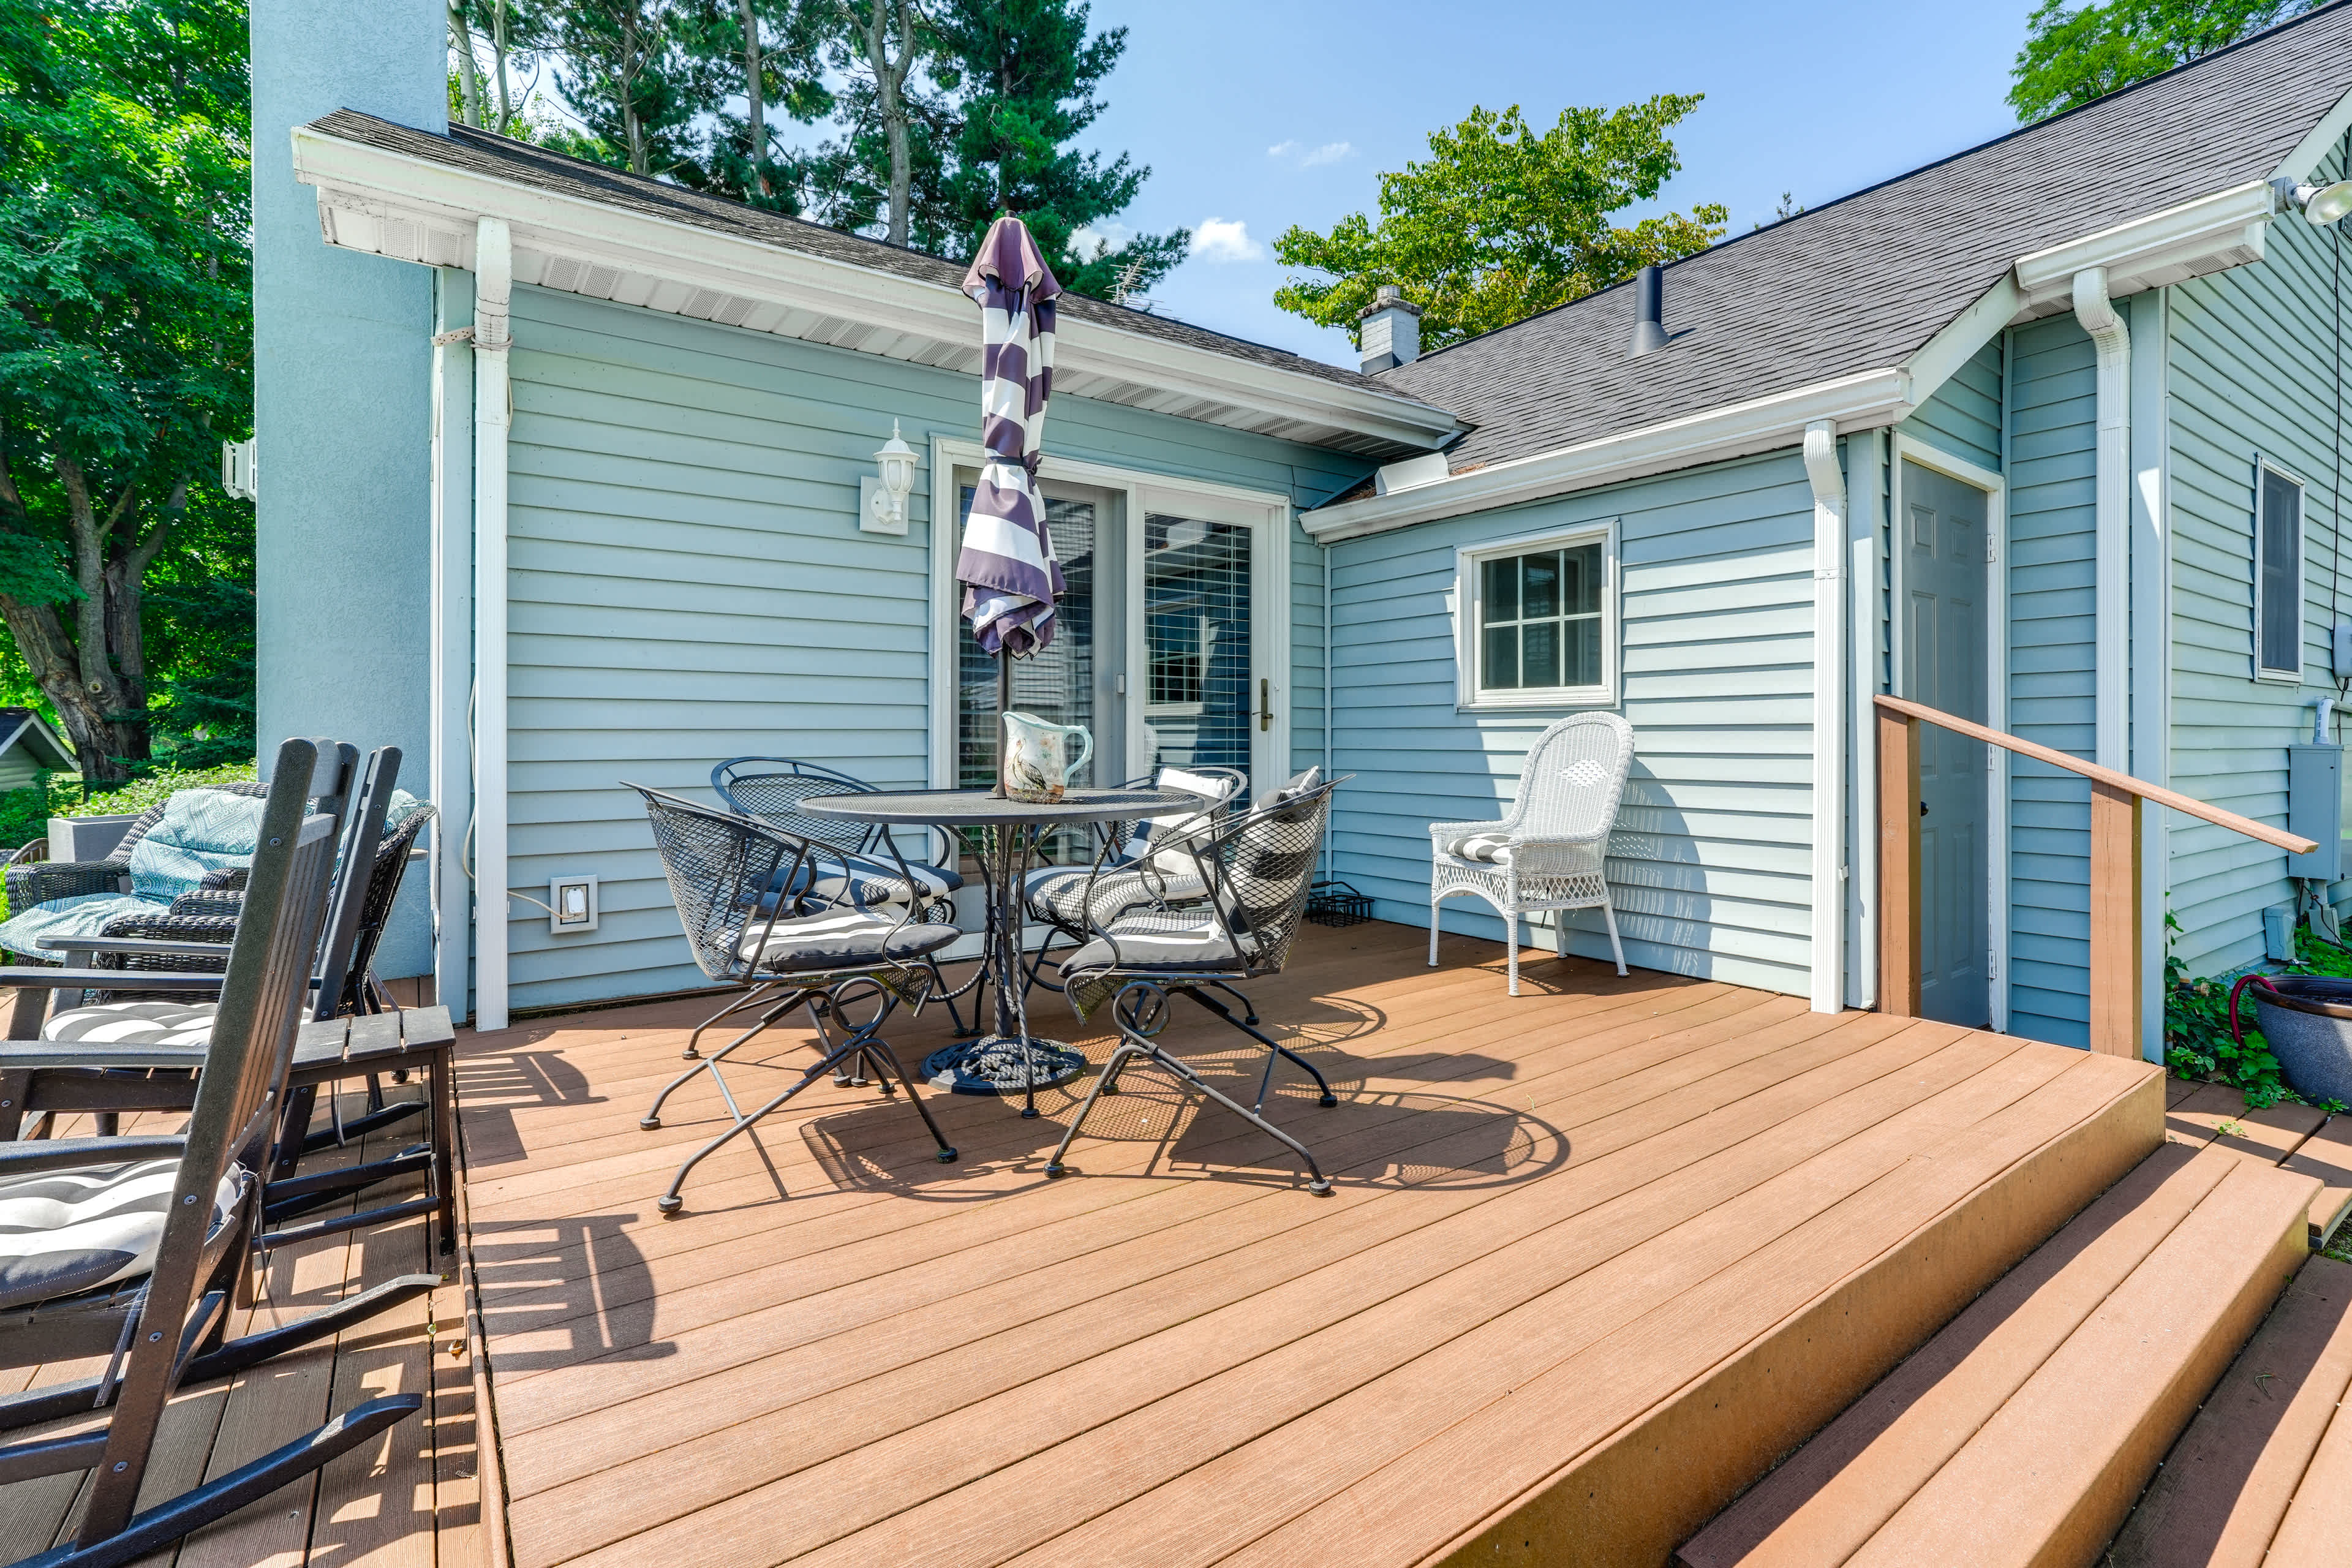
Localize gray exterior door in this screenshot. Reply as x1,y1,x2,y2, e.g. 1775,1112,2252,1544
1901,459,1990,1028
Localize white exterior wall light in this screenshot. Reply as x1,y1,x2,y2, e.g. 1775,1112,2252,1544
2277,176,2352,226
862,420,918,535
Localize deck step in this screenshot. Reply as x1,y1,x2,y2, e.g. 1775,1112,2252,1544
1676,1144,2318,1568
2106,1256,2352,1566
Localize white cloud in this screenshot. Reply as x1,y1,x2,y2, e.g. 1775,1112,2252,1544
1069,220,1136,257
1190,217,1265,264
1267,138,1353,168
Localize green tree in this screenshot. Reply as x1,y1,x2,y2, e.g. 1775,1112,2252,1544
922,0,1185,300
551,0,707,177
0,0,253,783
1273,99,1727,355
2008,0,2318,123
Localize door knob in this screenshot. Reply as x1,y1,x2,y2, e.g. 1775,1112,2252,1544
1920,801,1930,817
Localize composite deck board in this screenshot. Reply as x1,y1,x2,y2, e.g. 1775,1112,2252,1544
0,1090,483,1568
452,923,2160,1567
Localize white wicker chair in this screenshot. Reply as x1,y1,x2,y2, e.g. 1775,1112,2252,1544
1429,712,1634,995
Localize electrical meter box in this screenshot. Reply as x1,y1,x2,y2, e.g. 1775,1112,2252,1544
2288,742,2345,881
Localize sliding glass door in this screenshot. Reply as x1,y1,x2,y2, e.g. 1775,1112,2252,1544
948,472,1279,794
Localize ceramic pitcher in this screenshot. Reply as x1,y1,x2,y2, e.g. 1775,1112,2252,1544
1001,711,1093,803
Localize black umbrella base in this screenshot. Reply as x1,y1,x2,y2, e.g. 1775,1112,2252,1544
922,1035,1089,1096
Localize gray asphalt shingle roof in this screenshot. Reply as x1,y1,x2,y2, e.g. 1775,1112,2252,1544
1376,1,2352,475
306,110,1414,404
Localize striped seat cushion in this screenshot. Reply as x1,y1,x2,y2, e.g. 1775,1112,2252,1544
0,1158,243,1310
1441,833,1513,863
43,1000,216,1049
1063,916,1259,976
753,853,962,918
1022,862,1209,931
733,907,961,974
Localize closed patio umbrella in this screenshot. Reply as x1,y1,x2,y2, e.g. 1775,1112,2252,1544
956,214,1065,788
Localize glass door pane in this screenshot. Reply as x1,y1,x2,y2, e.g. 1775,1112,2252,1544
957,489,1097,789
1142,513,1251,777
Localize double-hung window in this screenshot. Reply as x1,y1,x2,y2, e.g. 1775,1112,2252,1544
1457,522,1618,708
2255,459,2305,681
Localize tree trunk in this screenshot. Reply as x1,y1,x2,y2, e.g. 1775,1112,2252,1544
450,3,486,128
738,0,769,197
854,0,916,246
491,0,513,134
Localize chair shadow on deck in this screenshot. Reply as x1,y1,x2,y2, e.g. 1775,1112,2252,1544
454,1044,608,1167
467,1214,676,1372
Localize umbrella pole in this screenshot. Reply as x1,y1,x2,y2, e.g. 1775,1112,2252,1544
992,649,1011,799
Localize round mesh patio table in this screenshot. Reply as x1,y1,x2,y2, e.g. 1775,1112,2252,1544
802,786,1200,1112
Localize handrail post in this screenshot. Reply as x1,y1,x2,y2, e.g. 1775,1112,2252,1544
2088,780,2143,1057
1877,708,1920,1019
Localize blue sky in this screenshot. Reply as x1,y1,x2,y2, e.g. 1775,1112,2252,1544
1078,0,2046,366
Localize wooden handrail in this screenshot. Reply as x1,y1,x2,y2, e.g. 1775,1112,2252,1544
1874,694,2316,1060
1873,695,2314,854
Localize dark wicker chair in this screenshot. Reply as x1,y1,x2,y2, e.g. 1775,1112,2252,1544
628,783,962,1214
0,738,433,1562
1044,775,1343,1193
0,748,465,1256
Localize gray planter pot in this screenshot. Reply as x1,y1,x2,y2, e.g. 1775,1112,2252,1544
48,813,137,865
2244,976,2352,1106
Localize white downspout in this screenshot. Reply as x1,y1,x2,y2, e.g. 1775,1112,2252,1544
473,216,513,1033
1804,419,1848,1014
2073,266,2130,774
1847,428,1885,1009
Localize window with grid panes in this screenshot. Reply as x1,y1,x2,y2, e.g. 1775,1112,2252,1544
1476,540,1605,698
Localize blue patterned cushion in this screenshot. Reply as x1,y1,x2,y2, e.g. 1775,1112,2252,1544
0,891,166,957
127,790,269,903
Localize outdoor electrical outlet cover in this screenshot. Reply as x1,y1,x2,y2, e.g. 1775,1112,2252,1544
550,875,598,935
2334,620,2352,682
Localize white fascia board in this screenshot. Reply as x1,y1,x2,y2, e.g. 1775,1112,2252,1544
21,714,75,771
2010,180,2274,317
289,126,1459,456
1302,368,1911,543
2272,85,2352,184
1899,274,2022,413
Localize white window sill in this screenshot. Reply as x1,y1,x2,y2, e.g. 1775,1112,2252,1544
2253,669,2306,685
1458,687,1616,713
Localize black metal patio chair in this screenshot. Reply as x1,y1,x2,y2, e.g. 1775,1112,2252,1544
710,755,977,1058
0,747,462,1259
1044,773,1344,1194
1016,764,1266,1027
0,737,434,1563
627,783,962,1214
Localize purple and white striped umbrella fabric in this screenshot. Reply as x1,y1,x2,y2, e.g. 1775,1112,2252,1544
955,216,1065,658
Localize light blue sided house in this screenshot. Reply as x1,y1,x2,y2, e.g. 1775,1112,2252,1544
263,2,2352,1053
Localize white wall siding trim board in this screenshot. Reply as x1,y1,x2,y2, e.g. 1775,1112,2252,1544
1846,427,1888,1009
1803,421,1847,1014
2011,181,2275,320
471,215,513,1033
2073,266,2133,775
430,268,476,1022
2129,287,2173,1062
1340,447,1821,998
289,126,1458,460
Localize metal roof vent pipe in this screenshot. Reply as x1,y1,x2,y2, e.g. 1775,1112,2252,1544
1358,285,1423,374
1629,264,1668,357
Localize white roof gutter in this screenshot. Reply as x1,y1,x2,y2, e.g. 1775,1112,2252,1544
1305,178,2283,543
290,124,1461,459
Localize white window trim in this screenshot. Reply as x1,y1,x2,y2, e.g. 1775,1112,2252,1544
925,435,1294,789
2253,453,2307,685
1453,519,1621,711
